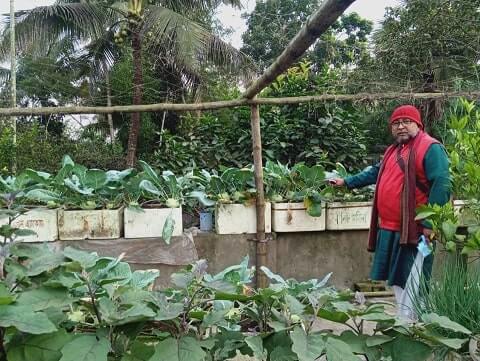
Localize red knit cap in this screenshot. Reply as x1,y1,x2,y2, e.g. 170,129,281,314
390,105,423,129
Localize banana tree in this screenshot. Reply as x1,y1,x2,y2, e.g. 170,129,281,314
0,0,253,166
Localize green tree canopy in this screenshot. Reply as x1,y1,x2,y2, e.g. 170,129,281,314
241,0,372,71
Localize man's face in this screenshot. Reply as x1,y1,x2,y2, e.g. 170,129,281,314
391,118,420,144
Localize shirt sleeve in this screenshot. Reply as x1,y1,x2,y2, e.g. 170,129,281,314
421,143,451,229
424,143,451,206
344,163,380,189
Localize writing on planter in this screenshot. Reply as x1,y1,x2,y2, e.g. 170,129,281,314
335,210,369,225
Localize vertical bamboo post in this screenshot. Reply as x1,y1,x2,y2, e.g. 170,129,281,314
250,103,268,289
10,0,17,173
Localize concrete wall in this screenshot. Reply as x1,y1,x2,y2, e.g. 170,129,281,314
50,230,373,290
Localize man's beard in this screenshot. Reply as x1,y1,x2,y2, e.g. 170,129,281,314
395,132,416,144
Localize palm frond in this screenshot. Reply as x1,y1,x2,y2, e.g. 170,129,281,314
0,67,10,88
142,5,256,83
159,0,242,14
0,4,111,62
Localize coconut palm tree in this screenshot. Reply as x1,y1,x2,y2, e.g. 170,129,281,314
0,0,254,166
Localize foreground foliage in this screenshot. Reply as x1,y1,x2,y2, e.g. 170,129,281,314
0,242,476,361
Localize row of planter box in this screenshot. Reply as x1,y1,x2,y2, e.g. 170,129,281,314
216,202,373,234
2,200,471,242
1,207,183,242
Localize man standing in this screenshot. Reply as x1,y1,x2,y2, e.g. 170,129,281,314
332,105,450,318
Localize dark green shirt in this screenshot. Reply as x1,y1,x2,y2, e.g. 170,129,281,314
345,143,451,207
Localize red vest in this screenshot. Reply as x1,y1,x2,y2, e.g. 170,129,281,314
376,131,439,231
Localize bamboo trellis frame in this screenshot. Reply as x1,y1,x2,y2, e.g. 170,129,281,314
2,0,480,288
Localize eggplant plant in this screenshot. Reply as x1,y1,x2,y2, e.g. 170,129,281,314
0,243,474,361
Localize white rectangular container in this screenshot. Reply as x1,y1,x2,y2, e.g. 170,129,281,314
272,202,326,232
58,207,123,240
0,208,58,242
124,207,183,238
215,203,271,234
326,202,372,230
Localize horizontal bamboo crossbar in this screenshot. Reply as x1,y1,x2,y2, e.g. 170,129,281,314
0,91,479,117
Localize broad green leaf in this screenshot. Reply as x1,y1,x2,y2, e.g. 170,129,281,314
422,313,472,335
365,335,394,347
325,338,360,361
25,189,62,203
304,196,323,217
9,242,49,259
317,308,349,324
27,253,65,276
383,335,431,361
285,294,305,315
13,229,37,237
44,270,82,289
269,346,298,361
114,303,156,325
106,169,134,183
154,295,184,321
415,210,436,221
16,287,76,311
0,305,57,334
64,247,98,269
290,327,325,361
441,221,458,242
335,331,368,353
59,335,110,361
130,270,159,289
139,161,160,183
7,329,74,361
420,330,467,349
162,212,175,245
201,309,229,327
84,169,107,190
0,282,16,305
260,266,287,285
188,191,215,207
149,337,206,361
121,341,155,361
246,335,267,361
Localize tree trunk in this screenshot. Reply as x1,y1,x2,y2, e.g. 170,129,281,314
105,71,115,142
126,30,143,167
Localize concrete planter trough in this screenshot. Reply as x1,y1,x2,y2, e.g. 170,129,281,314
272,202,326,232
326,201,372,230
215,203,271,234
58,207,123,240
124,206,183,238
1,207,58,242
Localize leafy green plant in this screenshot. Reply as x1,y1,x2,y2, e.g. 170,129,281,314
189,167,256,207
137,160,186,208
0,243,475,361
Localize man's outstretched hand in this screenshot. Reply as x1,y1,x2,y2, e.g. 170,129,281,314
329,178,345,187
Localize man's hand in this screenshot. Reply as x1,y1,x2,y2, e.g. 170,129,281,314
422,228,435,242
329,178,345,187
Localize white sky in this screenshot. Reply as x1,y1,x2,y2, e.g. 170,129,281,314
1,0,402,48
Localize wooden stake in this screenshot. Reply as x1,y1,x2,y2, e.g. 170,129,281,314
250,103,268,289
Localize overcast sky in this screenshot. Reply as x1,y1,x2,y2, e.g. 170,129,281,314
1,0,401,48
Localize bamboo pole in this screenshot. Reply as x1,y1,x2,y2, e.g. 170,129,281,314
1,91,480,117
242,0,356,99
250,103,268,289
10,0,17,173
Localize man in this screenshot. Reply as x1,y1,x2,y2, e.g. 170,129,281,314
331,105,450,318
